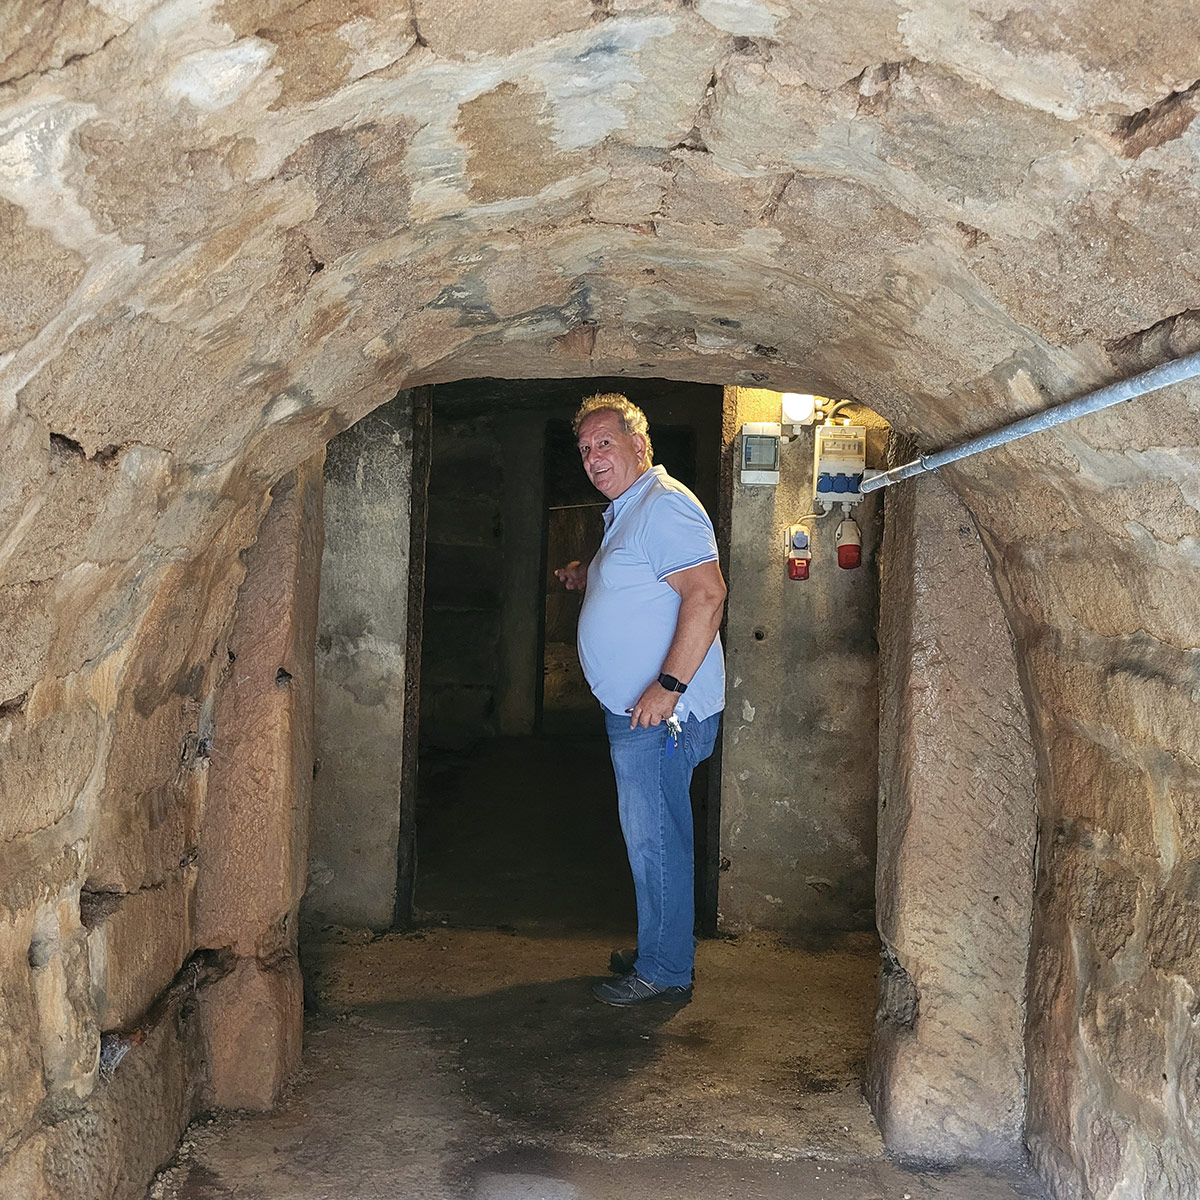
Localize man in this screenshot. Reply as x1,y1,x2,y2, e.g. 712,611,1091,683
556,393,726,1007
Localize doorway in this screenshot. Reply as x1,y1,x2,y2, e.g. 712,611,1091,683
411,379,726,935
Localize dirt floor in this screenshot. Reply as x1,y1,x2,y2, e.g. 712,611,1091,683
148,734,1047,1198
149,929,1047,1200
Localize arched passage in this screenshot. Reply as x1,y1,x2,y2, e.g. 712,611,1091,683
2,5,1199,1198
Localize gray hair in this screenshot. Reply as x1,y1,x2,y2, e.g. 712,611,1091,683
573,393,653,468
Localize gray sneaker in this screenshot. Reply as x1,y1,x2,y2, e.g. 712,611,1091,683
592,971,693,1007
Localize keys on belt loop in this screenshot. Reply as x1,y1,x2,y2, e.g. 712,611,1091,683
665,713,682,758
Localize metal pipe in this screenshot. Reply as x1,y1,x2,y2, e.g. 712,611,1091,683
860,349,1200,494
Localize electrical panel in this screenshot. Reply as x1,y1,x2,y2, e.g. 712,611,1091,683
813,423,866,508
741,422,781,485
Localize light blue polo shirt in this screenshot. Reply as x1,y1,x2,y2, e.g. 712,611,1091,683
578,466,725,722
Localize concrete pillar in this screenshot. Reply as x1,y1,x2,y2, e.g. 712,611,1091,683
194,454,325,1109
867,471,1036,1161
719,387,885,932
306,392,416,929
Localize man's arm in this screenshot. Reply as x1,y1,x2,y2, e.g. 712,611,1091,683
628,559,726,729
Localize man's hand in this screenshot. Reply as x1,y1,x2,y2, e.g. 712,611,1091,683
554,560,588,591
628,682,678,729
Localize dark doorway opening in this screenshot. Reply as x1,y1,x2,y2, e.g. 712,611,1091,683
409,379,726,938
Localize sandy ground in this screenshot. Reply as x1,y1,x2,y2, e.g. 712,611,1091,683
148,929,1047,1200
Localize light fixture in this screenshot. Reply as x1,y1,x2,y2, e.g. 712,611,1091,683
781,392,817,432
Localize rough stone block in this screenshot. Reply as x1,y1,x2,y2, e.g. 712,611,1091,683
86,548,246,892
30,887,99,1105
0,698,98,845
0,908,47,1149
195,460,323,959
0,1133,53,1200
86,701,206,893
0,580,52,705
85,866,196,1031
413,0,591,57
42,992,204,1200
868,473,1036,1163
199,957,303,1112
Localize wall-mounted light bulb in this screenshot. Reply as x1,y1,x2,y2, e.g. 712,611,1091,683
781,393,817,426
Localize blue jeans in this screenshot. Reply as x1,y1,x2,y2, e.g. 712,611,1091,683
603,708,721,988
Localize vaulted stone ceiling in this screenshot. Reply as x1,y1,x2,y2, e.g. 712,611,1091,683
2,4,1199,1199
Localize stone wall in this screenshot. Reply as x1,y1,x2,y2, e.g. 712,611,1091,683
0,458,320,1198
719,387,887,932
195,455,324,1109
984,323,1200,1200
868,468,1036,1163
420,406,512,747
307,393,416,930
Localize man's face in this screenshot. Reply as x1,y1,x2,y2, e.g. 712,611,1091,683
577,410,647,500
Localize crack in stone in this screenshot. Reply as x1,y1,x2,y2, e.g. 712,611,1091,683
1105,308,1200,373
48,431,126,465
0,27,125,91
1113,79,1200,159
758,172,794,224
98,948,234,1079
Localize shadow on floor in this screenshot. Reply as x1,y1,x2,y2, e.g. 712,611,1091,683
414,734,633,934
150,930,1047,1200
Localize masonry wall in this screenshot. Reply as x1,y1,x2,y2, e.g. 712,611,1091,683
195,456,324,1110
420,406,517,748
6,7,1200,1194
0,458,322,1199
868,468,1036,1163
985,329,1200,1200
719,387,887,932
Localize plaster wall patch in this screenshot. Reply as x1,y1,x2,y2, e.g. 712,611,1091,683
694,0,780,38
168,40,275,111
0,97,105,252
529,18,673,150
92,0,159,21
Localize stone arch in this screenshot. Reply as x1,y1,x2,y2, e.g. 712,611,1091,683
3,5,1200,1198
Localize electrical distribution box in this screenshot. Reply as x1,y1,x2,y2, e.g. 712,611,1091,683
813,423,866,508
740,422,781,485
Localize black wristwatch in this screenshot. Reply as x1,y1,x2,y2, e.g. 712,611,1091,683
657,672,688,694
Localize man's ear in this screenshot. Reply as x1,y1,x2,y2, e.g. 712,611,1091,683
633,433,648,463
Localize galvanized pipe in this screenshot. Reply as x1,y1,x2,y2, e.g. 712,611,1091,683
860,349,1200,494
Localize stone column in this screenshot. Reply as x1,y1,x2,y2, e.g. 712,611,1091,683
194,454,325,1110
868,470,1036,1162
